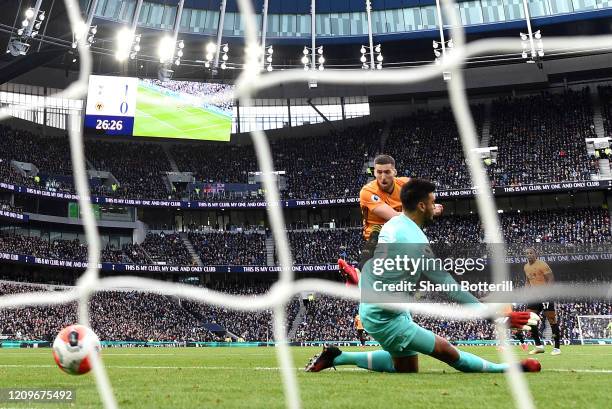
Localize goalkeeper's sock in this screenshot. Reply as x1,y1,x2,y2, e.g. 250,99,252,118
530,324,542,346
450,350,508,373
515,331,525,344
333,350,396,373
551,323,561,349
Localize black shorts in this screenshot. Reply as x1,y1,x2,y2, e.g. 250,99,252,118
526,302,556,313
358,230,380,271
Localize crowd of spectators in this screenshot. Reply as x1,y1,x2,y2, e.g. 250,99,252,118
0,89,605,202
425,208,611,246
1,281,611,343
294,296,358,341
385,105,484,190
143,79,234,115
170,122,383,200
188,231,266,265
285,228,362,265
598,85,612,137
182,283,300,341
85,140,171,199
126,232,193,265
0,199,20,214
1,207,610,265
487,89,599,186
0,281,213,342
0,232,193,265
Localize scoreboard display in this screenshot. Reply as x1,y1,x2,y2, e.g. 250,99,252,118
85,75,138,136
84,75,234,141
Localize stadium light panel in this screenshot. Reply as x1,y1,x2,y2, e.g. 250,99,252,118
21,19,29,27
158,36,175,63
206,42,216,54
25,8,34,19
115,27,134,61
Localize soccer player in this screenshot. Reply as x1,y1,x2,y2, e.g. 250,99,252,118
338,154,442,286
524,247,561,356
307,179,541,373
355,314,366,347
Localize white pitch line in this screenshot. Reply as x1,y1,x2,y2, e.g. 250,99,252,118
1,364,611,374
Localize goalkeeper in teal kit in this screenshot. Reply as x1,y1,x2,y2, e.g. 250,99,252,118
306,179,542,373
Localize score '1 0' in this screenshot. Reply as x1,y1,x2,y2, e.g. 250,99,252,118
96,119,123,131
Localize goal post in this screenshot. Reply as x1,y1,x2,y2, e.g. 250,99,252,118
577,315,612,345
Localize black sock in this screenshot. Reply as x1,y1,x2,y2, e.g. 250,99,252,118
530,324,542,346
551,323,561,349
515,331,525,343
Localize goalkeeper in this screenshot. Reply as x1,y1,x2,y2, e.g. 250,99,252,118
307,179,541,373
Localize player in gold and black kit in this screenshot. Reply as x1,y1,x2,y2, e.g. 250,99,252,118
524,248,561,355
338,155,443,285
354,314,366,347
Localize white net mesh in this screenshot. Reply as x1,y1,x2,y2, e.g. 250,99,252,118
1,1,612,409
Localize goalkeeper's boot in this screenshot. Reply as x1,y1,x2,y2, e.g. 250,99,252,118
529,345,545,355
550,348,561,356
338,259,359,287
520,358,542,372
305,345,342,372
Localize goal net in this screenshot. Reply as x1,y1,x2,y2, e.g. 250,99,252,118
577,315,612,345
1,1,612,409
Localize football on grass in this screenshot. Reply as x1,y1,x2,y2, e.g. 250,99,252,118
52,324,101,375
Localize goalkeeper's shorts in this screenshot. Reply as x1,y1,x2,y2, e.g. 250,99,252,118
359,309,436,358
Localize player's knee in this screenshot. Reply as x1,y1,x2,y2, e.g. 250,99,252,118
393,357,419,373
430,336,459,364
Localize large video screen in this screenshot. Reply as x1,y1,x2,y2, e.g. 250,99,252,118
84,75,234,141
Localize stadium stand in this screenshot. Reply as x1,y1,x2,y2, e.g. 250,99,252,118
2,281,609,343
1,208,610,265
487,89,598,186
385,105,484,189
0,92,601,201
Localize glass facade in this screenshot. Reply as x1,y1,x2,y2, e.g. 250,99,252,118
94,0,612,38
2,82,366,135
234,96,370,133
0,83,82,131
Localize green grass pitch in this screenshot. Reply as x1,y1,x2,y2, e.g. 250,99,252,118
0,346,610,408
133,85,232,141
